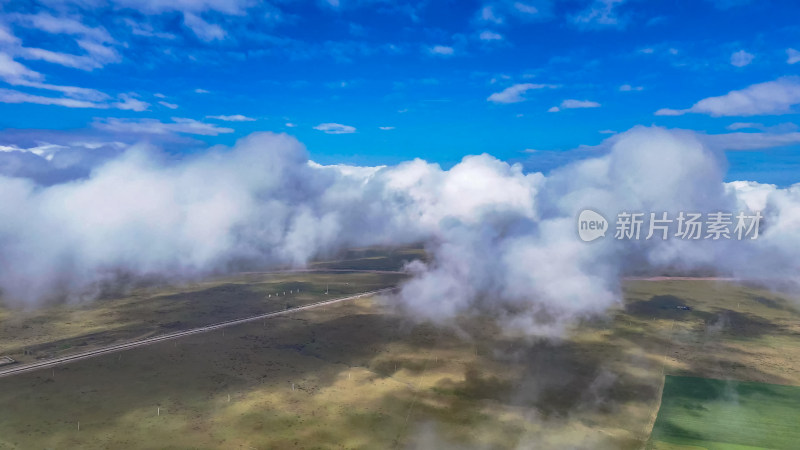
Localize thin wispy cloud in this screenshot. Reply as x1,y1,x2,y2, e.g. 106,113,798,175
479,30,503,41
619,84,643,91
183,13,226,42
113,94,149,111
207,114,256,122
13,12,113,43
548,99,601,112
93,117,234,135
0,52,43,83
571,0,627,29
476,1,547,26
0,83,147,111
514,2,540,15
700,130,800,151
0,52,109,102
10,12,120,71
428,45,454,56
106,0,253,42
726,122,762,130
123,18,176,40
787,48,800,64
158,101,179,109
0,88,100,108
478,5,503,24
488,83,557,104
730,49,754,67
656,77,800,116
313,123,356,134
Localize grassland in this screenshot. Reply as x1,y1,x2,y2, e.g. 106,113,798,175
649,375,800,449
623,280,800,386
0,270,407,366
0,267,798,449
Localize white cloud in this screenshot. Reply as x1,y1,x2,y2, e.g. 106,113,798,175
0,53,113,104
726,122,761,130
0,88,100,108
479,6,503,24
655,77,800,117
113,94,149,111
428,45,454,56
4,127,800,340
653,108,682,116
551,99,601,110
479,30,503,41
730,50,754,67
571,0,627,29
487,83,556,104
313,123,356,134
11,13,120,70
547,106,560,112
379,126,395,130
0,52,43,83
0,24,20,45
183,13,227,41
158,101,179,109
619,84,643,91
699,130,800,151
123,18,177,39
194,88,210,94
14,13,113,43
110,0,251,15
476,1,545,26
77,39,118,61
514,2,539,14
21,82,109,101
21,47,97,71
93,117,234,136
285,122,297,128
0,143,64,159
19,43,122,71
206,114,256,122
787,48,800,65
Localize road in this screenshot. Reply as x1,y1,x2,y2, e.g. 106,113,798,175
0,287,396,379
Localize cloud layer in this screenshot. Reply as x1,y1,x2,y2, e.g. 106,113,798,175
1,127,799,337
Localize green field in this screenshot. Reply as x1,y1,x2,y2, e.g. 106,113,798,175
650,375,800,449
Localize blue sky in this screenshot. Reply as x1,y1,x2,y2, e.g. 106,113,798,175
1,0,800,184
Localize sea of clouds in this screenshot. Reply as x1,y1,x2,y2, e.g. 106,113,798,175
0,126,796,335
